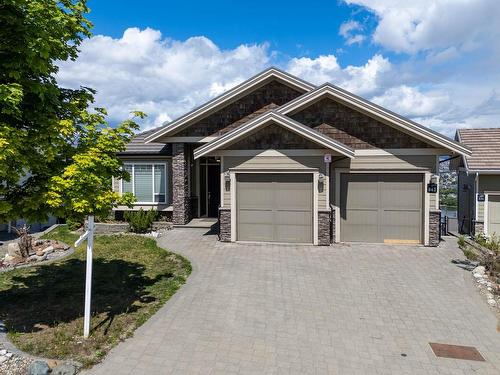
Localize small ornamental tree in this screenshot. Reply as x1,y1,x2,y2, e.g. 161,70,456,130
45,111,144,222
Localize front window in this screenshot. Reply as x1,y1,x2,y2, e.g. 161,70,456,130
121,164,167,203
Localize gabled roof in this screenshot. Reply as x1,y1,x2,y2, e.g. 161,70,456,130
456,128,500,172
193,111,355,159
145,67,315,143
277,84,472,157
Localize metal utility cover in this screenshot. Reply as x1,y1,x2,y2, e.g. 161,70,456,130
429,343,485,361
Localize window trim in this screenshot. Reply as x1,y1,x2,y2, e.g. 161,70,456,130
120,162,168,204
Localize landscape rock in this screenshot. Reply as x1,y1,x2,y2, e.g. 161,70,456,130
473,266,485,275
7,242,21,257
0,356,7,364
0,349,6,355
52,362,78,375
42,246,54,255
473,273,483,279
28,360,51,375
36,250,45,257
487,299,497,306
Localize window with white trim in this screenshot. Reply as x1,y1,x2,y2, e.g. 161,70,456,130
121,163,167,203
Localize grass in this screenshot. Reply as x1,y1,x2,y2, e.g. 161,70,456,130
0,226,191,367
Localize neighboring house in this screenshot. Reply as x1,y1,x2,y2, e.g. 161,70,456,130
113,67,471,246
454,128,500,236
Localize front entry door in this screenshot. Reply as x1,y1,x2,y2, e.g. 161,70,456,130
207,165,220,217
199,157,220,218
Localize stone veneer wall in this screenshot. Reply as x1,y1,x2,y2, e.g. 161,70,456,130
318,209,332,246
429,210,440,247
172,143,191,225
219,208,231,242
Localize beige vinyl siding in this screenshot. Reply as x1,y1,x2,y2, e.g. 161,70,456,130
477,201,485,221
429,193,437,210
477,175,500,222
223,155,326,209
333,154,437,172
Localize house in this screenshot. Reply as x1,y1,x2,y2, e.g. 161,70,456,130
112,67,471,246
454,128,500,236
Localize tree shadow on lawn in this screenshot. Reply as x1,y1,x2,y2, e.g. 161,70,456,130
0,257,172,335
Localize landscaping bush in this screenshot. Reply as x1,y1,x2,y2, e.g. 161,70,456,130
124,209,157,233
65,217,83,231
472,233,500,276
457,235,479,261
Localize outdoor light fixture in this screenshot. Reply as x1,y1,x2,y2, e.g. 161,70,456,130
318,173,325,182
224,171,230,182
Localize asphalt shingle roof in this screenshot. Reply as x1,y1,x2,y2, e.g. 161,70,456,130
458,128,500,171
119,127,171,156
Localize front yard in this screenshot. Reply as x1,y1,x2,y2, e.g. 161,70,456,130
0,226,191,368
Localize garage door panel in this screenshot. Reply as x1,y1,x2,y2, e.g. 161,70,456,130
275,224,312,243
237,174,312,243
238,223,274,242
275,210,312,226
342,209,379,242
341,174,422,243
237,184,274,209
381,210,421,243
342,180,379,209
488,195,500,235
380,182,421,210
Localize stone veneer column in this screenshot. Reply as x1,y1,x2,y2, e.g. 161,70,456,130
474,222,484,236
218,208,231,242
318,209,332,246
172,143,190,225
429,210,440,247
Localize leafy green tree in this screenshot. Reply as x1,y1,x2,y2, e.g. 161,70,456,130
0,0,139,222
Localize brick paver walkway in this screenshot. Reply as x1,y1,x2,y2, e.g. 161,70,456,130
86,230,500,374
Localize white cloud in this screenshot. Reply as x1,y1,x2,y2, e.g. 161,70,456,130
57,26,500,138
339,20,366,45
344,0,500,54
371,85,450,117
57,28,270,130
287,54,391,96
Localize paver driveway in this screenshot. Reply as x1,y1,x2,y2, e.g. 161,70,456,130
87,229,500,375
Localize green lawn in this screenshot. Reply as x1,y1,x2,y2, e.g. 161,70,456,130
0,226,191,367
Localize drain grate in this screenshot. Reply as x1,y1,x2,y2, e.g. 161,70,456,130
429,343,485,361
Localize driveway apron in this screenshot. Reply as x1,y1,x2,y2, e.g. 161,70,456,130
86,229,500,375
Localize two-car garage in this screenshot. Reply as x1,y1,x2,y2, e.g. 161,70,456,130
234,172,424,245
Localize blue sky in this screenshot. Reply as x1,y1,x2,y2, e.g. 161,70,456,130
57,1,500,136
87,0,380,66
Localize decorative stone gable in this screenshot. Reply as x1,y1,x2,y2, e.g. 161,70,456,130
290,98,432,149
226,123,321,150
176,81,303,137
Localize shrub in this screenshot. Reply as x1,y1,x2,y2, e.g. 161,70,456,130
66,217,83,231
124,209,157,233
457,235,466,249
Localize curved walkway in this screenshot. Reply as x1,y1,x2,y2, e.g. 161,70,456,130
87,230,500,375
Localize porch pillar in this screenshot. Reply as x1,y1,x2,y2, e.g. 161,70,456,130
172,143,191,225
